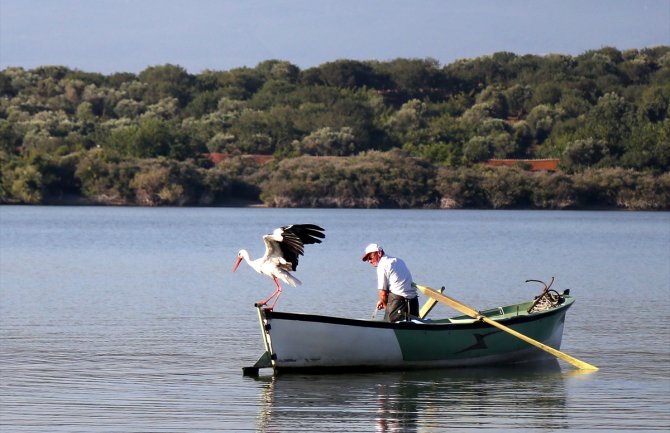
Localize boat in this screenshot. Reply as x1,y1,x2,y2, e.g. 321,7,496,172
244,285,576,375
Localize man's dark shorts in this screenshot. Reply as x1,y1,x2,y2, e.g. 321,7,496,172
385,292,419,322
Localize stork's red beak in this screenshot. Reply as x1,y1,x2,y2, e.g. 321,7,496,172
233,256,243,272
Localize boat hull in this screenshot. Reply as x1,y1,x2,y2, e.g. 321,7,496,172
256,296,574,372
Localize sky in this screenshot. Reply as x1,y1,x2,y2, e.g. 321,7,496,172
1,0,669,75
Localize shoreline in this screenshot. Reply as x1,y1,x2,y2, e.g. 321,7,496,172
2,196,664,211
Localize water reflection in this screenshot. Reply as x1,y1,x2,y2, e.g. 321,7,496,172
373,376,420,433
251,361,569,432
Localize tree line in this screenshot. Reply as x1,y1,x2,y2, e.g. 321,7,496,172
1,46,669,209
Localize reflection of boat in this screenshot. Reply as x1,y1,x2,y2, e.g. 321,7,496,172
245,290,575,374
252,362,568,432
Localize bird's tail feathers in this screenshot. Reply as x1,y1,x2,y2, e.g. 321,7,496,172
280,272,302,287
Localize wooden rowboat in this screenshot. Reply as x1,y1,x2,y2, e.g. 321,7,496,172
244,287,577,375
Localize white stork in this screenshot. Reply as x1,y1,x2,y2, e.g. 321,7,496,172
233,224,325,309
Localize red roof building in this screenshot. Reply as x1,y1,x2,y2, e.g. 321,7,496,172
484,159,560,171
207,153,274,165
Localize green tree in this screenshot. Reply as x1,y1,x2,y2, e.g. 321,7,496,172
435,167,488,208
564,138,609,170
104,117,187,158
138,64,193,107
0,119,21,154
463,136,492,163
256,60,300,83
303,60,379,88
531,173,578,209
480,167,533,208
6,163,44,203
295,127,357,156
580,92,634,159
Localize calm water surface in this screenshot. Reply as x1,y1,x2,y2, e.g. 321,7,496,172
1,207,669,432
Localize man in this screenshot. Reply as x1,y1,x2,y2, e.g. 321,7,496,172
362,243,419,322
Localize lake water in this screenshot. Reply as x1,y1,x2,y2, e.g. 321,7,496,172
1,206,669,432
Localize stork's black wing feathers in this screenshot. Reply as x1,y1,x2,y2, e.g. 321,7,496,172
279,224,325,271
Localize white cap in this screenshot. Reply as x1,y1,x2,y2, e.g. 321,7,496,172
362,243,382,261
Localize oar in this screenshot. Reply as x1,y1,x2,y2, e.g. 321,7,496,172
418,286,445,319
414,284,599,371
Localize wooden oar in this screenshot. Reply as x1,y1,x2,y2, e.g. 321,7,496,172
414,284,599,371
418,286,444,319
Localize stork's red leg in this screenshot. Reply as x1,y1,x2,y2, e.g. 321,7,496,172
255,290,278,307
267,285,283,310
255,277,283,310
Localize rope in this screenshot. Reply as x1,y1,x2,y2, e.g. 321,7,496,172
528,290,562,313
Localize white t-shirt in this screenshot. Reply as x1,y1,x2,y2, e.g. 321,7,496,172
376,255,417,299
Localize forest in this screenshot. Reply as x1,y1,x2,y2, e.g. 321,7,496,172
1,46,669,209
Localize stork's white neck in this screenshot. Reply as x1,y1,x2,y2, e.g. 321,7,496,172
238,249,262,272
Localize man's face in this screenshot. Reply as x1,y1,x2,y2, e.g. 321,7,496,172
365,251,381,267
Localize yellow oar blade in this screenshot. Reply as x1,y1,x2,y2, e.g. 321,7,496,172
415,284,598,371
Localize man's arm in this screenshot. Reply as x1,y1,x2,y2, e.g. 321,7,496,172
376,258,389,310
376,289,388,310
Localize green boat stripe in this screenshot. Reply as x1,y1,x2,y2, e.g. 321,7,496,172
393,310,567,361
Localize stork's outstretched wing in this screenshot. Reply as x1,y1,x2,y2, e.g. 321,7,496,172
276,224,325,270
